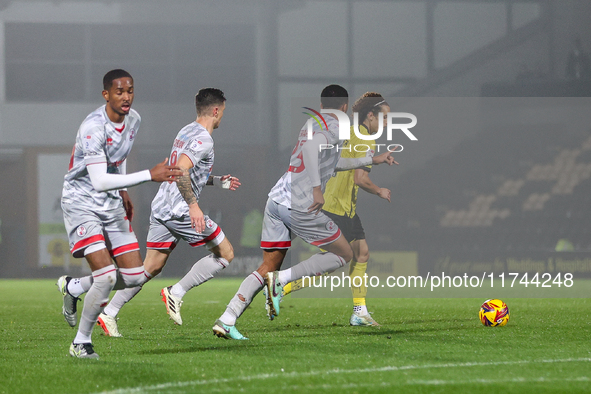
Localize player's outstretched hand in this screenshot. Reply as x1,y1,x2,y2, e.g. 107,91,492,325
220,175,241,190
307,186,325,215
377,188,391,203
372,151,398,166
150,158,183,182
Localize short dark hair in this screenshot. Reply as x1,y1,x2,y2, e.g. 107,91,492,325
352,92,389,122
195,88,226,116
103,69,133,90
321,84,348,109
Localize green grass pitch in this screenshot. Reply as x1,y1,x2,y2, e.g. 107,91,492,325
1,278,590,393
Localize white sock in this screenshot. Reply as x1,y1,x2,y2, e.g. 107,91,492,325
354,305,368,315
278,268,292,287
74,265,117,344
170,283,186,299
104,270,153,317
171,254,229,299
68,275,93,298
113,266,148,290
283,252,347,283
219,271,264,326
103,287,140,317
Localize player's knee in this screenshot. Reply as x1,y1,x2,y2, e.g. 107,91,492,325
357,250,369,263
212,240,234,264
125,275,145,288
222,245,234,263
96,270,117,288
92,268,117,302
119,267,147,288
150,267,163,277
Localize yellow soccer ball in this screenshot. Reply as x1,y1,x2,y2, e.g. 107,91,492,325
479,299,510,327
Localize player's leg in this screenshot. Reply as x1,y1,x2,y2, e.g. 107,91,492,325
266,235,349,320
282,212,352,297
168,237,233,300
214,198,289,337
70,247,117,359
214,248,286,339
278,234,351,287
273,211,351,294
98,213,176,336
82,210,143,339
62,207,117,358
349,239,369,310
164,238,231,325
74,216,143,355
57,217,144,325
161,216,229,325
98,249,171,337
72,203,144,352
106,249,171,319
347,214,379,325
349,238,378,326
56,213,98,327
266,210,350,319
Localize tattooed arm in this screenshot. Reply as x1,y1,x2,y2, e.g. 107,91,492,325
177,154,205,233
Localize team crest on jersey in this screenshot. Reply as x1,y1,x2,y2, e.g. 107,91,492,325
325,220,336,232
106,138,113,146
129,128,136,141
76,225,87,237
205,218,214,229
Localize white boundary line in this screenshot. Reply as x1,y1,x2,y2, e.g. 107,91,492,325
167,376,591,394
96,357,591,394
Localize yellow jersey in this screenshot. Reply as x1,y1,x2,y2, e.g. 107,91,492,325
323,124,374,217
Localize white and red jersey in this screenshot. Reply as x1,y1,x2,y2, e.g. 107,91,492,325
62,105,141,210
269,114,342,212
151,122,214,221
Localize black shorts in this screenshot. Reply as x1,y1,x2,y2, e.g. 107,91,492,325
322,210,365,243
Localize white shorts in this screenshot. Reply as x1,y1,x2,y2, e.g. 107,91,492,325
63,203,139,258
260,197,342,249
146,212,225,250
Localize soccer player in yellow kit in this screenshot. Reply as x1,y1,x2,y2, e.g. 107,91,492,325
283,92,394,326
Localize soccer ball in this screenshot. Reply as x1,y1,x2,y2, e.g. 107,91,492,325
479,299,509,327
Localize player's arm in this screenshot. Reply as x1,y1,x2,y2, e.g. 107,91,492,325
301,132,326,214
86,157,182,192
176,154,206,233
205,174,241,190
335,151,397,171
82,125,182,192
354,168,391,202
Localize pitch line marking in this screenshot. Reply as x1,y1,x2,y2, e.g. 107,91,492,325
95,357,591,394
170,376,591,394
203,376,591,393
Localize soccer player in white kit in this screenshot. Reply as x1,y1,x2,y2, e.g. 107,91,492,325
213,85,395,339
58,69,182,358
59,88,240,338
